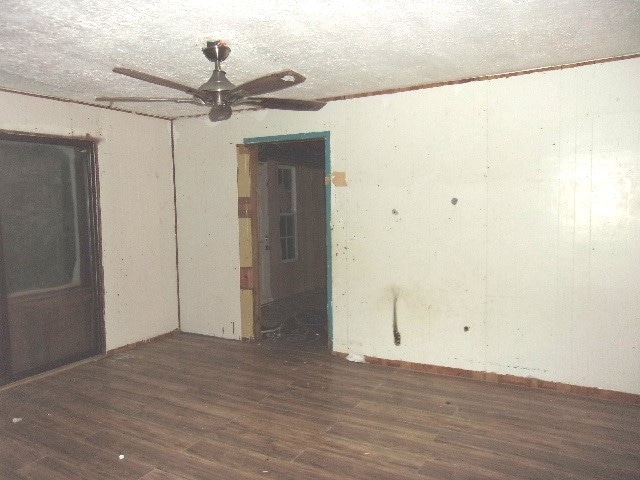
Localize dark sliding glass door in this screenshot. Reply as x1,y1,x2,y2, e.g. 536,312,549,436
0,133,103,385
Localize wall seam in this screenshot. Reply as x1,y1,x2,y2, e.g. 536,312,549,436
170,120,182,331
483,82,490,373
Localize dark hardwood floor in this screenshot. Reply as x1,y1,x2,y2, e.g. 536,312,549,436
0,333,638,479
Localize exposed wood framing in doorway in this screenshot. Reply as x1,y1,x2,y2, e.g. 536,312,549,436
236,144,261,340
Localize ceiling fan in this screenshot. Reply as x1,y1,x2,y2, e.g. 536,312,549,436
96,41,326,121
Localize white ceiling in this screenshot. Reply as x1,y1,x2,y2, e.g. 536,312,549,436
1,0,639,119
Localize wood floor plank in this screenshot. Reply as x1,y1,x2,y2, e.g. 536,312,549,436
102,350,294,399
0,431,50,471
420,440,581,480
0,333,638,480
434,429,638,479
259,393,445,443
18,455,103,480
42,376,236,438
85,429,193,466
0,463,29,480
326,421,439,454
418,456,526,480
299,433,428,472
294,447,429,480
24,390,199,452
186,438,342,480
353,398,458,426
152,451,267,480
6,422,155,480
199,421,305,461
84,428,265,480
0,391,104,439
139,470,188,480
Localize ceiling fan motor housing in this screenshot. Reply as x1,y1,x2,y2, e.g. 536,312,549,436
199,70,235,105
199,42,235,105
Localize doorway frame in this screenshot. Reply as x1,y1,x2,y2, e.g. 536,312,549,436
242,131,332,345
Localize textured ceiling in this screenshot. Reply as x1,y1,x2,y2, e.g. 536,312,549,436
1,0,639,119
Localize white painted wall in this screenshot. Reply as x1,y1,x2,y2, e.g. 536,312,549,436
172,124,243,338
0,93,179,350
174,57,640,394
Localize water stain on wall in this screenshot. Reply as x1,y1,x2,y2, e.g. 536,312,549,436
392,288,401,346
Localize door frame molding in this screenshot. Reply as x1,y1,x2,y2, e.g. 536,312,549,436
257,161,273,304
0,208,10,383
241,131,332,345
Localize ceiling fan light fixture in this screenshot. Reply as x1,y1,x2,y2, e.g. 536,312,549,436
209,105,232,122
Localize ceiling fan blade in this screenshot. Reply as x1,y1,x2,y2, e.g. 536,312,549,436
113,67,200,95
209,105,233,122
240,97,326,111
95,96,203,104
228,70,306,100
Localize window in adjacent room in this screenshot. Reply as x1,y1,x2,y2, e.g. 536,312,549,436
277,166,297,262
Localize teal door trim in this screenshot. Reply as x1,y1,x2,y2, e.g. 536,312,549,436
244,131,333,345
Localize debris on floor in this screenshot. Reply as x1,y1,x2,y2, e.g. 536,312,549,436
261,290,327,348
12,417,22,423
346,353,366,363
261,313,327,347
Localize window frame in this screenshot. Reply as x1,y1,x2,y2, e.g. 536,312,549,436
277,165,298,263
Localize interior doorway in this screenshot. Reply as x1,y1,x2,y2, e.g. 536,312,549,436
249,136,329,349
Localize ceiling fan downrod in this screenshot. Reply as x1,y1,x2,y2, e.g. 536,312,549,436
199,41,235,105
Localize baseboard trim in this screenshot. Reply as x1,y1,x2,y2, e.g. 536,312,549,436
0,354,104,393
334,352,640,404
106,329,179,356
0,330,180,392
